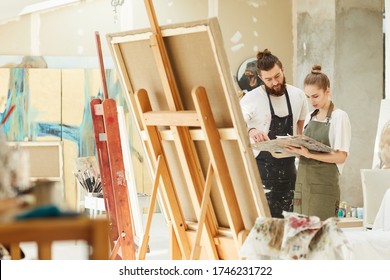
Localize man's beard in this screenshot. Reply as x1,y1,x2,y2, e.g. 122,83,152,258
265,77,286,97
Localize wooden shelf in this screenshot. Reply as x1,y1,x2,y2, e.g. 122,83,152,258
337,217,363,228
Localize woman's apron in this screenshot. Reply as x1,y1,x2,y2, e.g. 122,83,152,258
293,102,340,220
256,90,296,218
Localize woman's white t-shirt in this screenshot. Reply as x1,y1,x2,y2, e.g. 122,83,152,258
304,108,351,174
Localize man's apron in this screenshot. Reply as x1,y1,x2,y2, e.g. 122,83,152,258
293,102,340,220
256,90,296,218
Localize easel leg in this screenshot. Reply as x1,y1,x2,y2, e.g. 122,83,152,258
190,162,214,260
192,86,245,253
169,223,182,260
110,239,121,260
135,88,192,259
102,99,136,260
138,155,164,260
90,98,119,252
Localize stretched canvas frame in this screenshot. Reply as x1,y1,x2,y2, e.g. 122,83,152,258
107,17,270,260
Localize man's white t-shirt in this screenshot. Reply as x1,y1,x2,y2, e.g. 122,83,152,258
240,84,309,157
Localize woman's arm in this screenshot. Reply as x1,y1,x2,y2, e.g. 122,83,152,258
285,145,348,164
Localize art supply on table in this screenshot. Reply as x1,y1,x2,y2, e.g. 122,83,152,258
357,207,364,219
351,207,357,218
338,201,348,218
15,204,80,220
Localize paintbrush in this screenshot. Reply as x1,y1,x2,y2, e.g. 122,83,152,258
1,104,16,126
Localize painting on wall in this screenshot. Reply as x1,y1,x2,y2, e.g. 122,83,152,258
0,68,148,209
0,68,126,148
0,68,60,141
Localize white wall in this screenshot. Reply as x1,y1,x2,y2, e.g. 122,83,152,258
0,0,293,82
0,0,121,65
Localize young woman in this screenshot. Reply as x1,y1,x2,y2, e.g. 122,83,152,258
286,64,351,220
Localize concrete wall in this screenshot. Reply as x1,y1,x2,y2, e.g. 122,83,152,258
294,0,384,207
335,0,383,206
218,0,293,84
293,0,336,88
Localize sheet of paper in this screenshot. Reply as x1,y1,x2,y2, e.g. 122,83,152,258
252,135,334,158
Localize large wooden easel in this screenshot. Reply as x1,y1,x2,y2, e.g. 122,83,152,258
90,32,136,260
107,0,270,260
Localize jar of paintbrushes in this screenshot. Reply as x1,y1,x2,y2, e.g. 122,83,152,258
72,156,102,197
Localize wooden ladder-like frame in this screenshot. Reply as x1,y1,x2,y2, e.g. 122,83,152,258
90,32,136,260
90,98,136,260
136,86,249,260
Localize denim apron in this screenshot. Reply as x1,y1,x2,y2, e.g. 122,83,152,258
293,102,340,220
256,90,296,218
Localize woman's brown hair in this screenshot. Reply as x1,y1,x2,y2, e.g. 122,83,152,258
304,64,330,91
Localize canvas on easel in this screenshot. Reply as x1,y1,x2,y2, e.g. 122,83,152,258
106,1,270,260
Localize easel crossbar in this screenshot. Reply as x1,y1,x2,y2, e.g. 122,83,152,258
143,111,199,126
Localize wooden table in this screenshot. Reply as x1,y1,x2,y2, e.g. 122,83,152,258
0,181,110,260
0,216,109,260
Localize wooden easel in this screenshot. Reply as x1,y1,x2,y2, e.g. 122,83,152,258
134,0,259,260
90,32,136,260
106,0,271,260
136,86,249,260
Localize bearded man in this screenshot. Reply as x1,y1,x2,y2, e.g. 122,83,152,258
240,49,308,218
